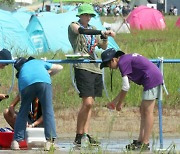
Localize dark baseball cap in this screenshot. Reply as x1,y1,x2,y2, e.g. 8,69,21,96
100,48,125,69
0,49,12,65
14,57,27,71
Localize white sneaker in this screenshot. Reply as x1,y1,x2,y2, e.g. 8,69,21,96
11,140,20,150
44,141,54,151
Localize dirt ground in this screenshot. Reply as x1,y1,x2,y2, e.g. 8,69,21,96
1,106,180,139
54,106,180,139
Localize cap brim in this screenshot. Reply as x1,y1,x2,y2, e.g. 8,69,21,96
100,62,108,69
76,13,96,17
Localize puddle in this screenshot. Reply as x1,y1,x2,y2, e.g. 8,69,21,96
57,138,180,153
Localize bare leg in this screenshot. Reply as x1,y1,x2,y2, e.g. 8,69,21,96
138,106,144,142
3,108,16,129
138,100,156,144
76,96,94,134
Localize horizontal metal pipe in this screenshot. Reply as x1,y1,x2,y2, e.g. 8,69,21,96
0,59,180,64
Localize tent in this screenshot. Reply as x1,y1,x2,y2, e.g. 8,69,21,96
15,0,32,4
103,19,130,33
12,8,34,29
129,0,149,9
26,10,120,53
176,17,180,28
101,0,117,6
126,6,166,30
0,9,36,55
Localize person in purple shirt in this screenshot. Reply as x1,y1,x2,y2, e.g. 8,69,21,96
100,48,163,151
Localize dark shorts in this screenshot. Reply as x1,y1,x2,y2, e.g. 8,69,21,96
74,68,103,98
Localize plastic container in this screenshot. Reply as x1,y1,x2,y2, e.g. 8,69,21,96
81,133,89,148
26,128,46,149
0,132,28,149
0,132,14,148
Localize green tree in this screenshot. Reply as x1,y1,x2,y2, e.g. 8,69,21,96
0,0,14,5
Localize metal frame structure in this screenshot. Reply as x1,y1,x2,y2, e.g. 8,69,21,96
0,58,180,149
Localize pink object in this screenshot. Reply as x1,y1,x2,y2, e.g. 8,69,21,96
127,6,166,30
176,17,180,28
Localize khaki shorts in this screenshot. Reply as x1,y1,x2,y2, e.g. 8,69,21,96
142,86,160,100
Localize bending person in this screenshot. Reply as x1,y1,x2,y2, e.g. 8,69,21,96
100,48,163,151
10,57,63,151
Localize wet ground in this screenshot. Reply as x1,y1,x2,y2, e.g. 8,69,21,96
0,138,179,154
57,137,180,153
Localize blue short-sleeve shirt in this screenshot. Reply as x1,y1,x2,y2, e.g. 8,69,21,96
18,59,52,91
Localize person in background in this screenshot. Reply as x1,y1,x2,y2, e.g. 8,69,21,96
0,49,12,101
10,57,63,151
3,94,43,129
100,48,163,151
68,3,116,146
173,6,178,16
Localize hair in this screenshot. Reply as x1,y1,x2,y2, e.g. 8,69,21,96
114,50,125,58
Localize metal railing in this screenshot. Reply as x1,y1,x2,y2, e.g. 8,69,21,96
0,58,180,149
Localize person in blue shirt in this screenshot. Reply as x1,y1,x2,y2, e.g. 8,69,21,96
0,49,12,101
11,57,63,151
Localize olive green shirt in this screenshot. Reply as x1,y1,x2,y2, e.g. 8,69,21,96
68,22,107,74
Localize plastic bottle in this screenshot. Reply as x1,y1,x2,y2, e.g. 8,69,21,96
81,133,89,148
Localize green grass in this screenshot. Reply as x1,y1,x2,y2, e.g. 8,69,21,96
0,16,179,112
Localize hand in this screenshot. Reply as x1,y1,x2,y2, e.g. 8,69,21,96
106,102,116,110
27,123,34,128
105,30,116,38
0,94,9,100
116,102,123,111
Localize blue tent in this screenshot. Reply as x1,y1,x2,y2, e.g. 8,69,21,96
12,8,35,29
0,9,36,55
26,10,120,53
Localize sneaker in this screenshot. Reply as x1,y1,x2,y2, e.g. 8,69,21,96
44,141,55,151
73,134,82,146
73,134,100,146
11,140,20,150
87,134,100,146
126,140,150,151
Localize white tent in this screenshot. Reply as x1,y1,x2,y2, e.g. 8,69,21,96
103,20,130,33
15,0,33,4
101,0,117,6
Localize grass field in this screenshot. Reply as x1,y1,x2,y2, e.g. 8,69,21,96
0,15,179,112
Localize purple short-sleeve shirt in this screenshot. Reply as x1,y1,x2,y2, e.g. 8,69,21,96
118,53,163,91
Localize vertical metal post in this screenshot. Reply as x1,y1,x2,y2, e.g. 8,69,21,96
164,0,167,14
158,58,164,149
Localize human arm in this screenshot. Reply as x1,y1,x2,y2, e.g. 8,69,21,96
107,76,130,111
8,94,20,118
48,64,63,76
28,116,43,128
0,94,9,101
70,22,115,38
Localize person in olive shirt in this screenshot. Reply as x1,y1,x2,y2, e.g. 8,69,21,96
68,3,116,146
